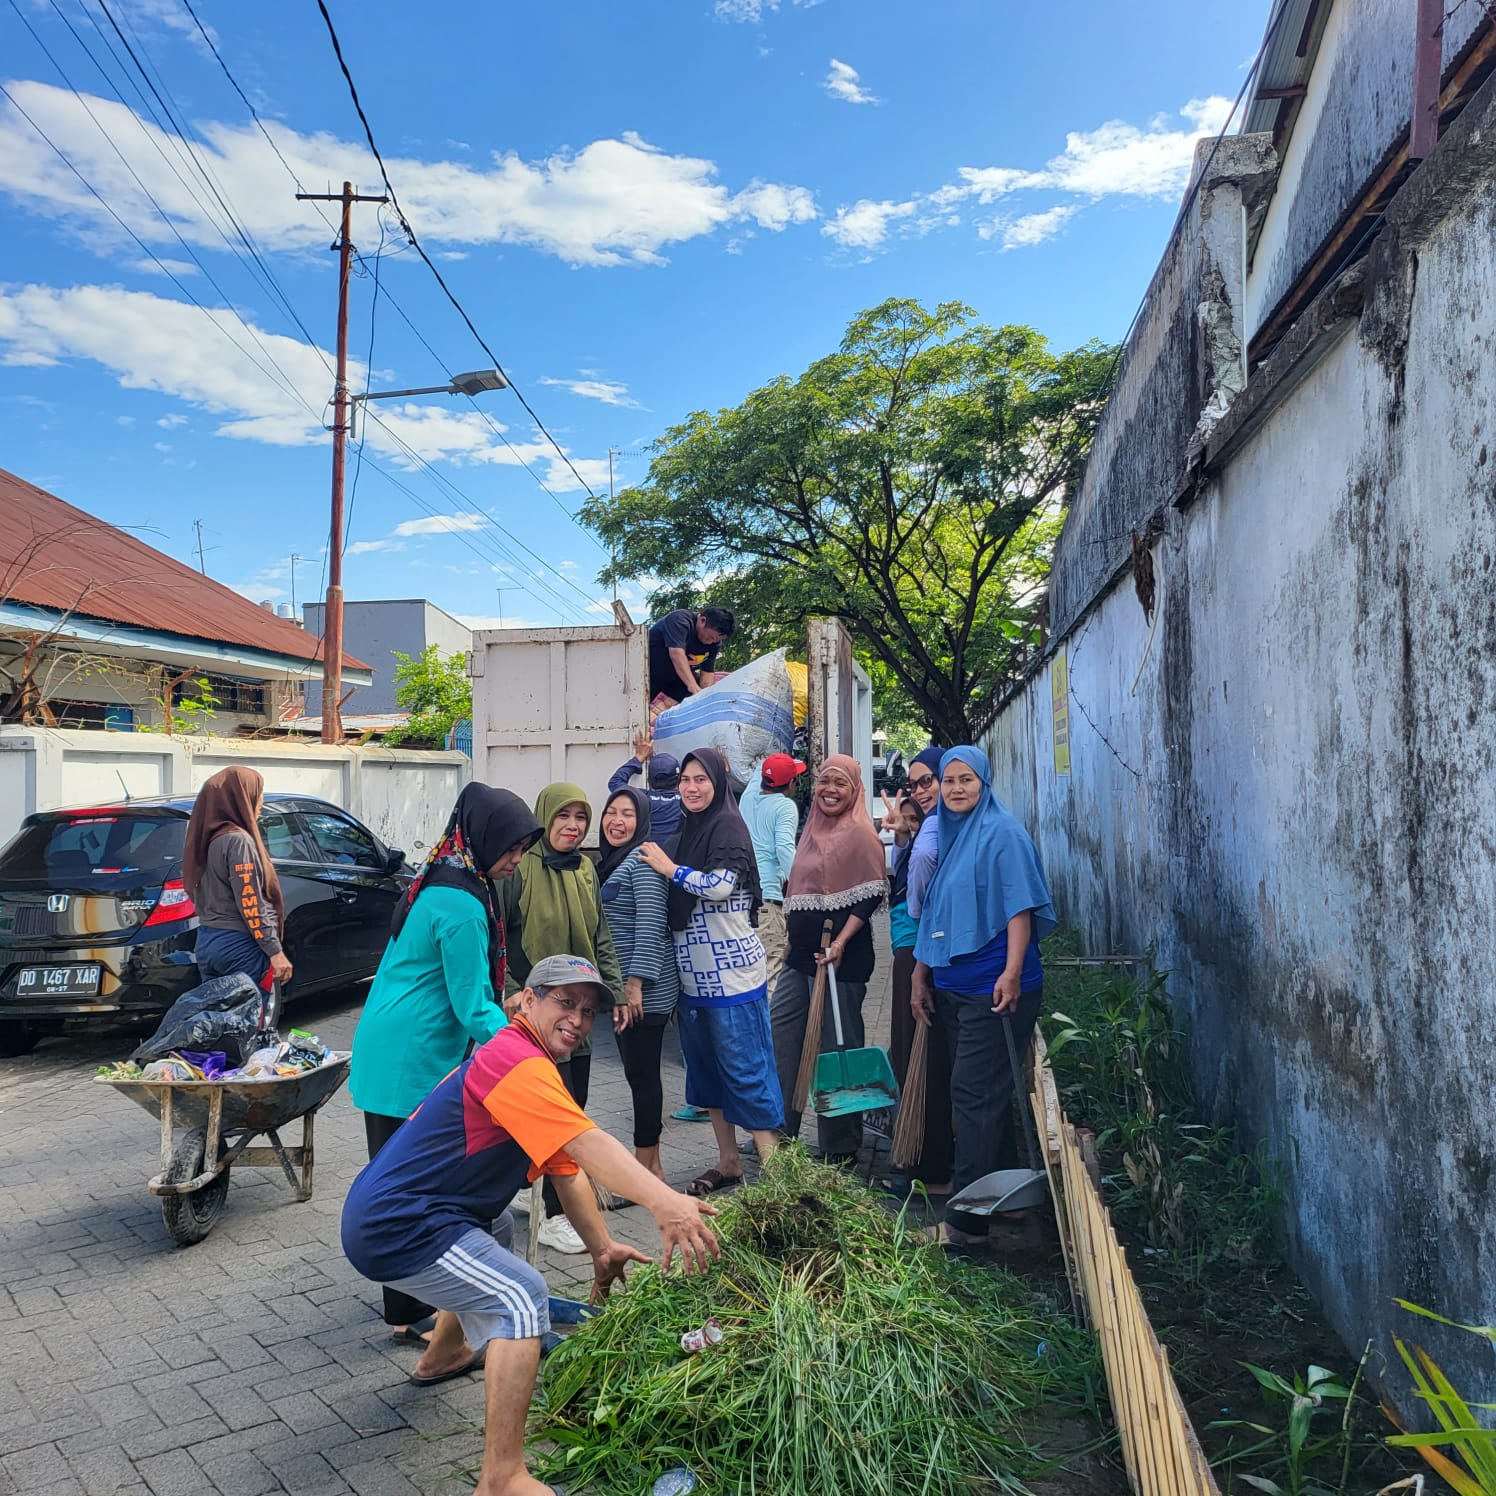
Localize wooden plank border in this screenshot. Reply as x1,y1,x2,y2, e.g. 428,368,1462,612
1030,1033,1221,1496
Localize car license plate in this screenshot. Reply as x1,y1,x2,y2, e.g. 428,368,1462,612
15,964,102,997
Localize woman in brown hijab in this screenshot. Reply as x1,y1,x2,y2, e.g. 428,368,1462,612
182,766,293,997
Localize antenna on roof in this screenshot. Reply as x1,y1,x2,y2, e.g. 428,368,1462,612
116,770,133,805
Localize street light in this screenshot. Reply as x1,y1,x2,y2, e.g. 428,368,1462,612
320,368,508,744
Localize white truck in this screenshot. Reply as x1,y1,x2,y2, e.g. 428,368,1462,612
468,613,874,842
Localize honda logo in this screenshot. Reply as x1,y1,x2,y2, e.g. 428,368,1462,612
47,893,70,914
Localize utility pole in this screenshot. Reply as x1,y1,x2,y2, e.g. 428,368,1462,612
192,518,207,575
296,181,388,744
289,553,302,617
495,583,513,629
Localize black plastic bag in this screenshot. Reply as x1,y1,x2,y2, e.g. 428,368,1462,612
131,973,276,1066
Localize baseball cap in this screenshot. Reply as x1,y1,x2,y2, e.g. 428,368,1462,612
648,752,680,788
527,954,611,1006
761,752,808,789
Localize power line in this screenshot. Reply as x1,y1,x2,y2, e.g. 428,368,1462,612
311,0,605,502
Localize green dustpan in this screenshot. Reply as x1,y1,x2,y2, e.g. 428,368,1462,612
811,964,899,1119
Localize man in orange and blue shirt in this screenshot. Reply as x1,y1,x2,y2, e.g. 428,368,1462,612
342,954,719,1496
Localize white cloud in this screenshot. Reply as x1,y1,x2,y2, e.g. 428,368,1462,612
0,283,611,478
714,0,821,21
959,97,1234,202
732,181,816,230
345,537,406,555
824,59,878,106
456,613,552,631
392,513,487,537
982,205,1080,250
0,81,818,268
824,95,1235,256
132,257,199,278
821,197,920,249
538,376,641,408
153,440,172,452
545,456,614,493
156,412,187,428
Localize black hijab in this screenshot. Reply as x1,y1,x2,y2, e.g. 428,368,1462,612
667,748,762,932
889,799,927,906
597,785,652,890
390,783,542,987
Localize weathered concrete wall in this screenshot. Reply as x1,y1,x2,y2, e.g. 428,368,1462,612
989,65,1496,1403
1248,0,1485,341
1049,135,1275,638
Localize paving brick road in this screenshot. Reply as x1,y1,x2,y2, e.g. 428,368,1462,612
0,946,892,1495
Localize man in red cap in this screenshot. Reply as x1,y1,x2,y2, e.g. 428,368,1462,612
739,751,808,999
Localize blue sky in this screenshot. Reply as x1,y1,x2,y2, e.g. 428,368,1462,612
0,0,1267,631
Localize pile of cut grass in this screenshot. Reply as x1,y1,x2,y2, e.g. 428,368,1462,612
531,1148,1087,1495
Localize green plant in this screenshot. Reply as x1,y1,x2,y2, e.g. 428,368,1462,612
1386,1301,1496,1496
1210,1359,1363,1496
528,1148,1093,1495
382,645,471,748
137,671,219,736
1043,959,1279,1273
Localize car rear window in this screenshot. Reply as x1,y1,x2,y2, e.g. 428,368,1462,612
0,814,187,885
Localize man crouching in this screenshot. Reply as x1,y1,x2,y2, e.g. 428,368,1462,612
342,954,719,1496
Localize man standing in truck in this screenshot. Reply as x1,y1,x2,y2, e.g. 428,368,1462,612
647,606,735,704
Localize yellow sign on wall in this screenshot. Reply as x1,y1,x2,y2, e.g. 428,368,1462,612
1051,649,1071,776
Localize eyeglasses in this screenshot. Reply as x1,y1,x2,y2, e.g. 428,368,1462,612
907,773,935,789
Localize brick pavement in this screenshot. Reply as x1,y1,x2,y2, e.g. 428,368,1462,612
0,932,893,1495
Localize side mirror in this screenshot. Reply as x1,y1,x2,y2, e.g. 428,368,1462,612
384,848,406,873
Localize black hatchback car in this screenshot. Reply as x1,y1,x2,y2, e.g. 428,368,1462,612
0,792,414,1055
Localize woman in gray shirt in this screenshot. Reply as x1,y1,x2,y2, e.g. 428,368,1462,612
182,766,293,997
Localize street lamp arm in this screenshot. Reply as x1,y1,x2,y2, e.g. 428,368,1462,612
350,384,463,404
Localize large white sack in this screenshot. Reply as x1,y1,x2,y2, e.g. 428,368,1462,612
652,649,795,791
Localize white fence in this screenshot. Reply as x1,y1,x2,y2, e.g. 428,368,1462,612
0,728,470,856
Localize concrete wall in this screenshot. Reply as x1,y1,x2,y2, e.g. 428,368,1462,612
303,599,473,714
1247,0,1486,342
986,62,1496,1403
0,728,470,857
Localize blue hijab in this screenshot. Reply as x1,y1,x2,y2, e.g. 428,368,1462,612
913,745,1056,969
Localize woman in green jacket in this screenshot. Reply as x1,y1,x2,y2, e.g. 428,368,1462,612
496,780,626,1252
350,783,542,1337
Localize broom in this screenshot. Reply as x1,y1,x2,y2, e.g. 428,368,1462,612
890,1020,929,1169
791,921,835,1115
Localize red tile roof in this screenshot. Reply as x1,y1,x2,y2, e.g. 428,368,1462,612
0,467,370,671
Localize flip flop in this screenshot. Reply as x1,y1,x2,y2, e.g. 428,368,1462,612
390,1315,436,1346
408,1344,487,1387
671,1105,710,1122
685,1167,742,1197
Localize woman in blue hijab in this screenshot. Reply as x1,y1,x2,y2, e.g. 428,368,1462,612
913,745,1055,1247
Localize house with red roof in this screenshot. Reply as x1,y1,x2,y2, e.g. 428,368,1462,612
0,467,372,734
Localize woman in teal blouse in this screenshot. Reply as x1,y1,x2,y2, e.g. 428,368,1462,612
349,783,541,1336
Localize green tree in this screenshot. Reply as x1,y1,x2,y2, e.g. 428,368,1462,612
585,299,1114,744
382,645,471,748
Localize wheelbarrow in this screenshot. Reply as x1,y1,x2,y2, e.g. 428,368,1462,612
97,1055,350,1246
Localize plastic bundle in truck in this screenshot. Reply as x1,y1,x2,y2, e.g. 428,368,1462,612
652,649,796,792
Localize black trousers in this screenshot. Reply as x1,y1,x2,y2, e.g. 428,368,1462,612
542,1055,592,1217
936,985,1043,1237
769,965,868,1160
363,1112,433,1327
890,946,954,1185
616,1015,668,1148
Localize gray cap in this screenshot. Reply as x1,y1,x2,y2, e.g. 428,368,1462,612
527,954,612,1005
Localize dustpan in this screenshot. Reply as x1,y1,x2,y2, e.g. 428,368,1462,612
811,963,899,1118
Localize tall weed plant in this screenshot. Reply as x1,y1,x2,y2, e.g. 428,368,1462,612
1041,941,1279,1277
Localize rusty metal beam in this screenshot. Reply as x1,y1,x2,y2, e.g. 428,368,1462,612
1411,0,1446,160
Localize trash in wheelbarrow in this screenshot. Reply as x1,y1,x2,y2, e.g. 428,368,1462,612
130,973,276,1067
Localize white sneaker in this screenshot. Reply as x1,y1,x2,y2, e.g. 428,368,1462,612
537,1215,588,1254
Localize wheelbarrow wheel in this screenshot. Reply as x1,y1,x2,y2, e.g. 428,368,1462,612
160,1127,230,1246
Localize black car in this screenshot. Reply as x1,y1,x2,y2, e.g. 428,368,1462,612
0,792,414,1055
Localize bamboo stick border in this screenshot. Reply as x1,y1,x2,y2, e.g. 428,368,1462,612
1030,1033,1220,1496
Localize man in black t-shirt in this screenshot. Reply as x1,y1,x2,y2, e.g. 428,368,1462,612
647,606,736,702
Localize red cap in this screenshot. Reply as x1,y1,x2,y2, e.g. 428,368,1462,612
760,752,808,789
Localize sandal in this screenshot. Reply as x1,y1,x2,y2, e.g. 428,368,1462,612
685,1167,743,1197
408,1344,487,1387
390,1315,436,1346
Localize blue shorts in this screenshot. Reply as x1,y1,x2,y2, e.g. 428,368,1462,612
679,998,783,1132
381,1226,548,1346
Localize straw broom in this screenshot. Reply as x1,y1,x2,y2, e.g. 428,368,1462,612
791,921,835,1115
890,1020,929,1168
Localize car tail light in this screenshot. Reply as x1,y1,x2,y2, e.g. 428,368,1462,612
143,879,196,927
